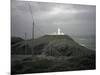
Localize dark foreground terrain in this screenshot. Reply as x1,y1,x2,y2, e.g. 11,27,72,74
11,35,96,74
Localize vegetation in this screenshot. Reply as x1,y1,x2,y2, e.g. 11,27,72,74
11,35,96,74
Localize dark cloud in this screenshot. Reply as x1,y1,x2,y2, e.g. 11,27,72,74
11,0,96,39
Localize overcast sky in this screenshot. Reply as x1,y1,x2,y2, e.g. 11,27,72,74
11,0,96,39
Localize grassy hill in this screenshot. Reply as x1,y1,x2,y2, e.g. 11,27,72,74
11,37,24,44
11,35,96,74
11,35,95,56
27,35,94,56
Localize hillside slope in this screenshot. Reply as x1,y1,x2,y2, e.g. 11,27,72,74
11,35,96,74
11,35,95,56
27,35,95,56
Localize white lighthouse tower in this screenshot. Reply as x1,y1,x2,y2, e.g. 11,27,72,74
58,28,60,35
48,27,64,35
57,28,64,35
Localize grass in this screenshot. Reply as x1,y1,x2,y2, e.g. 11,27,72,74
11,54,95,74
11,35,96,74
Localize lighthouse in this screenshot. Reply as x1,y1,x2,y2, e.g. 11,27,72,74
48,27,64,35
57,28,64,35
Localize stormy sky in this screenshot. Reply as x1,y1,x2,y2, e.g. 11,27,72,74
11,0,96,39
